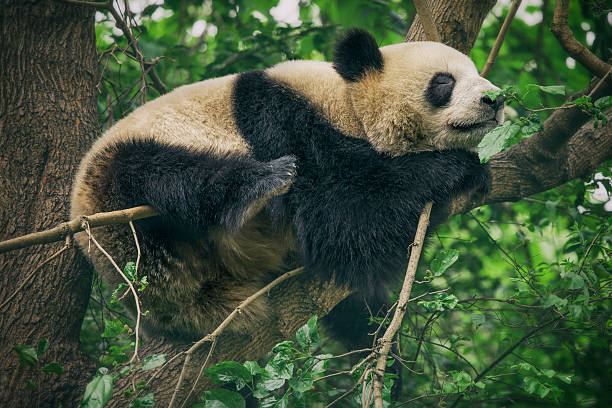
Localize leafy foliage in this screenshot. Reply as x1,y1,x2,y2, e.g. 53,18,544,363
76,1,611,407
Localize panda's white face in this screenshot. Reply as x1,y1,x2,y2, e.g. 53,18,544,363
348,41,504,154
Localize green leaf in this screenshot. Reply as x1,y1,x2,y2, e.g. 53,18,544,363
124,262,137,281
430,249,459,276
594,95,611,110
204,361,253,390
542,294,567,309
271,341,293,353
141,353,166,371
243,360,262,376
13,345,38,366
42,362,64,375
37,338,49,358
128,393,154,407
296,315,320,348
288,372,313,393
202,388,245,408
111,283,129,301
102,320,126,338
533,84,566,96
478,121,521,163
80,369,114,408
257,372,286,393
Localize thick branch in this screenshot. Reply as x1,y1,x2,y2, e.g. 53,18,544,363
550,0,611,78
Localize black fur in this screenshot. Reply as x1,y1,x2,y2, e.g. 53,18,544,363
425,72,456,107
232,70,490,291
95,139,296,233
332,28,384,82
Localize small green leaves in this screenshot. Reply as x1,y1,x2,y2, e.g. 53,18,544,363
102,320,126,338
37,338,49,358
42,362,64,375
430,249,459,276
198,389,245,408
13,345,37,367
80,368,115,408
140,353,166,371
478,121,521,163
542,294,568,309
124,262,137,281
204,361,253,391
295,315,320,348
128,393,154,407
418,294,460,312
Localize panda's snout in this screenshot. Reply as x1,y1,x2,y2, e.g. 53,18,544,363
480,94,505,112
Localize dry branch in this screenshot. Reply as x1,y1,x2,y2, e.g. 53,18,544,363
168,267,306,408
480,0,522,78
372,202,433,408
0,205,157,254
550,0,611,78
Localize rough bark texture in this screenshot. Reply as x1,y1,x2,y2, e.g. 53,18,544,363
405,0,497,53
0,1,98,406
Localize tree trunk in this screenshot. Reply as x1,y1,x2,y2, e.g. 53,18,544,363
0,1,98,406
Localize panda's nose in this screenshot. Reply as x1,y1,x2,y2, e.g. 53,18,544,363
481,94,505,111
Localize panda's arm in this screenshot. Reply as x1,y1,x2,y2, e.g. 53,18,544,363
96,138,296,232
292,149,489,290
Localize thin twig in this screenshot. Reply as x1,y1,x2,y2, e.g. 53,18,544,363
577,224,607,275
0,236,71,310
168,266,305,408
82,221,142,364
481,0,522,78
449,315,563,408
373,202,433,408
0,205,157,254
105,1,168,94
412,0,441,42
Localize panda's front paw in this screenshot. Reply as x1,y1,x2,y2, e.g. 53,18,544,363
262,155,297,196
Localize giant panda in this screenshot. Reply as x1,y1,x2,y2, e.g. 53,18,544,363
71,29,504,342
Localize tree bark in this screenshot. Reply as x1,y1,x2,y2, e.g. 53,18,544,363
0,1,98,406
405,0,497,53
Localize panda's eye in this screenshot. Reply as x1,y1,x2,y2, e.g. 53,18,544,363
426,73,455,107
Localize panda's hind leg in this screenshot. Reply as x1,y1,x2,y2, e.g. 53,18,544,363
93,137,296,233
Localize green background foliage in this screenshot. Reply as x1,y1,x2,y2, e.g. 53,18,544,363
78,1,611,407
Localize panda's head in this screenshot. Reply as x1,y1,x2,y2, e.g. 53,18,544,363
333,29,504,155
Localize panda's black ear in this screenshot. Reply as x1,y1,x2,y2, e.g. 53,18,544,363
333,28,383,82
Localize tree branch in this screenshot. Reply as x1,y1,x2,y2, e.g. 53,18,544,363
480,0,522,78
550,0,611,78
373,203,433,408
0,205,157,254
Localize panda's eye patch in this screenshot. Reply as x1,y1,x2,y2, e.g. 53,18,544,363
426,73,456,107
